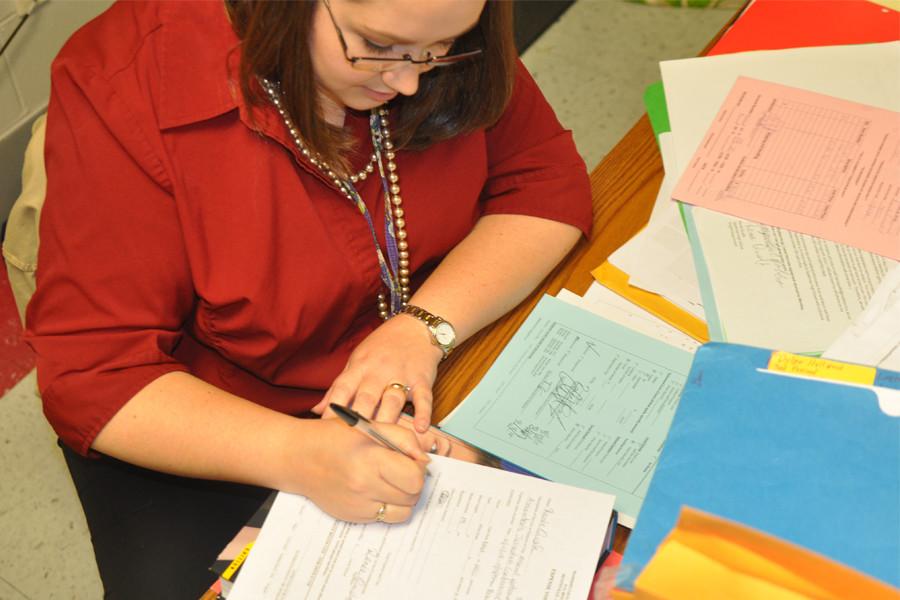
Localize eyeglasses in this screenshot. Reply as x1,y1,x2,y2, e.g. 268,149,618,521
321,0,482,73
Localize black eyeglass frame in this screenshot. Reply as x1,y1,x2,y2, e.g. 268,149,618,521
321,0,483,70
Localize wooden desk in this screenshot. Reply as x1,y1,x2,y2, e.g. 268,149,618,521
431,5,746,555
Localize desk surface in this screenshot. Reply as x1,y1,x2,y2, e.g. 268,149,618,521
430,6,744,555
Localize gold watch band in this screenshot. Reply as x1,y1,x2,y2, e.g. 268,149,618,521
402,304,439,326
400,304,456,359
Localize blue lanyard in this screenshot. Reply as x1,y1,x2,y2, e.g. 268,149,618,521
338,113,402,315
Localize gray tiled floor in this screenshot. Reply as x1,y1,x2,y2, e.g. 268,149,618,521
0,2,741,598
0,372,101,599
524,0,743,168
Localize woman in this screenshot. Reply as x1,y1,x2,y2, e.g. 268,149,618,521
27,0,591,596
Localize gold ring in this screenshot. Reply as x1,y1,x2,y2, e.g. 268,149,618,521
385,382,411,394
375,502,387,523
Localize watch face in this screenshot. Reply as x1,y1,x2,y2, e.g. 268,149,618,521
433,322,455,346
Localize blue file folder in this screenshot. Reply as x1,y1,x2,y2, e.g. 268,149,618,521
617,343,900,591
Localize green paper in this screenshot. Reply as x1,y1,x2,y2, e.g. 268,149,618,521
441,295,695,526
643,81,671,141
645,81,690,232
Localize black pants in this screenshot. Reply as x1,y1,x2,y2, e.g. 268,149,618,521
61,441,269,600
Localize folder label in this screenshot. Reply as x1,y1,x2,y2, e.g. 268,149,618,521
222,542,254,580
767,351,876,385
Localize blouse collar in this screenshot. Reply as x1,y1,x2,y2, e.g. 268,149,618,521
156,1,245,131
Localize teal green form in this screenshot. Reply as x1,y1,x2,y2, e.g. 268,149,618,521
441,295,695,525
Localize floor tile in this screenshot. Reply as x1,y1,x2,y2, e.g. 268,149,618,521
0,372,102,599
0,371,60,511
523,1,743,169
0,576,30,600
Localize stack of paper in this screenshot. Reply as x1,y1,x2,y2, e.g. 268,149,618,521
591,0,900,363
592,2,900,595
664,41,899,356
608,5,900,591
590,122,710,347
600,39,900,362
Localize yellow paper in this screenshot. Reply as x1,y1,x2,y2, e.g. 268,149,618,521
627,508,900,600
767,351,877,385
591,261,710,343
867,0,900,12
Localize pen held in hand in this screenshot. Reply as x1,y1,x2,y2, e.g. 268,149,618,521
330,403,432,476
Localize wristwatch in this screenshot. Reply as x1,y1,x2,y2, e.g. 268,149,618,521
400,304,457,360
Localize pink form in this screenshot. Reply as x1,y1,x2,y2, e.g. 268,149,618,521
673,76,900,260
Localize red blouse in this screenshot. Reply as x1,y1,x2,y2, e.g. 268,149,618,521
27,1,592,456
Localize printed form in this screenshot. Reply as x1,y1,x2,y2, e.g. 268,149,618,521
689,207,895,353
673,77,900,260
441,296,694,527
229,455,614,600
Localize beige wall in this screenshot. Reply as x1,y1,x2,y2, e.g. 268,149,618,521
0,0,113,221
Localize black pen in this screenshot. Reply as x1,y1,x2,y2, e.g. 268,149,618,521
330,403,431,476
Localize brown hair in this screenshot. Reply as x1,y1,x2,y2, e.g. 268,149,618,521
227,0,516,177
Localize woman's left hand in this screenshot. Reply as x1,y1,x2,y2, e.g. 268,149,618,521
312,314,443,432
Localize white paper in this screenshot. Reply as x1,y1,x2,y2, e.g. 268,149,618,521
824,264,900,371
646,132,681,226
608,133,705,320
557,284,700,353
692,208,896,353
230,455,615,600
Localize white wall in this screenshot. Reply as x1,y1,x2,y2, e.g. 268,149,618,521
0,0,112,222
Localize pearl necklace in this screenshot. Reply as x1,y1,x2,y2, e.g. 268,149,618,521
260,79,411,319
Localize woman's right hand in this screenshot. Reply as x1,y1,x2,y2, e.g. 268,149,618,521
284,418,430,523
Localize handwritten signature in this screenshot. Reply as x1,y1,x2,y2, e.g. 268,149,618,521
546,372,587,429
507,419,550,445
348,548,378,599
748,225,790,287
531,506,555,553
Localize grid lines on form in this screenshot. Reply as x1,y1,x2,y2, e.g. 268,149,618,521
722,98,867,220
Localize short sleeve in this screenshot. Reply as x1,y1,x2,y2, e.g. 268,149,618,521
26,60,193,456
480,60,592,236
